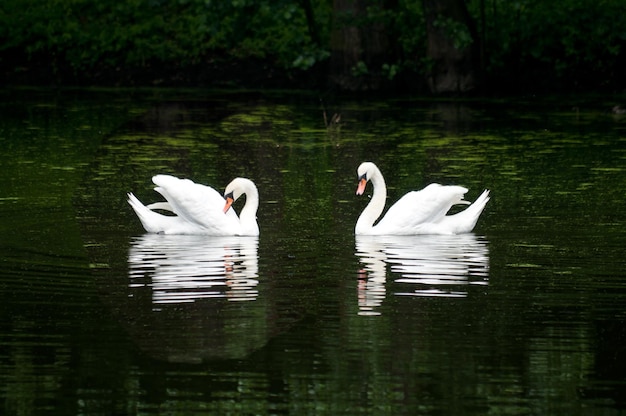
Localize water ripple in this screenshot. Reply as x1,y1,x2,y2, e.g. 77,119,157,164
356,234,490,315
128,234,259,305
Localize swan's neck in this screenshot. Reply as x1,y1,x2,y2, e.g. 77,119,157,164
355,170,387,234
239,184,259,234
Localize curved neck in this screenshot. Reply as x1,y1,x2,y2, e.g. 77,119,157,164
355,167,387,234
238,182,259,234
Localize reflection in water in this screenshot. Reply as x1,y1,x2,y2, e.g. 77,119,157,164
129,234,259,304
114,234,269,362
356,239,388,316
356,234,489,315
7,91,626,415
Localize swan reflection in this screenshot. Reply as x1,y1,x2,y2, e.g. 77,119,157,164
117,234,269,362
128,234,259,304
356,234,489,315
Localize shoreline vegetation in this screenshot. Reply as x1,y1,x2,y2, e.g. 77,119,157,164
2,0,626,94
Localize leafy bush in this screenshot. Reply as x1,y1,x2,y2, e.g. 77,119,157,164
470,0,626,90
0,0,331,79
1,0,625,91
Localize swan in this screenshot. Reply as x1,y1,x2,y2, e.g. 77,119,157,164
127,175,259,236
355,162,490,235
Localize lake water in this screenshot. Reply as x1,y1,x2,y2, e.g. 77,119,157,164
1,88,626,415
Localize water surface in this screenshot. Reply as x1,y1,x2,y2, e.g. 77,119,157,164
1,89,626,414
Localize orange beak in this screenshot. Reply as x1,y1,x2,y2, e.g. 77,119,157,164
356,177,367,195
223,196,234,213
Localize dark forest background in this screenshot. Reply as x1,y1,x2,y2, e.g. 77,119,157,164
2,0,625,94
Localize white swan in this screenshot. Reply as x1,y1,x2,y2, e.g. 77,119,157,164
127,175,259,236
355,162,490,235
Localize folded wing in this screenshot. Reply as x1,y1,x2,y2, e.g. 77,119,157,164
152,175,240,235
376,184,469,234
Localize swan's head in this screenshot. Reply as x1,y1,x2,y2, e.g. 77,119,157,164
356,162,378,195
223,177,256,213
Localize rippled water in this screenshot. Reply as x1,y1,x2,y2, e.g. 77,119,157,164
128,235,260,304
1,89,626,414
356,234,490,314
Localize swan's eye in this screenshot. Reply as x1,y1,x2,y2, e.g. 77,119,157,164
358,173,367,181
224,191,234,200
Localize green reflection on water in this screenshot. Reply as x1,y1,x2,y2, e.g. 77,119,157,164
0,89,154,416
1,89,626,415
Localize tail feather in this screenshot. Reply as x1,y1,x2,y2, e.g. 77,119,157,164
461,189,490,232
442,189,490,233
127,192,162,233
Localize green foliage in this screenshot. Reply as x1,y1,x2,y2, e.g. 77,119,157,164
468,0,626,89
381,63,398,80
351,61,369,77
1,0,625,90
0,0,332,75
380,0,626,91
433,16,473,50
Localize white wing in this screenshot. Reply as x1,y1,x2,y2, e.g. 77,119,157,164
435,189,490,234
128,192,210,234
376,184,469,234
152,175,240,235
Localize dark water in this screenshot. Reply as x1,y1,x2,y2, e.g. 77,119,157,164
1,89,626,415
